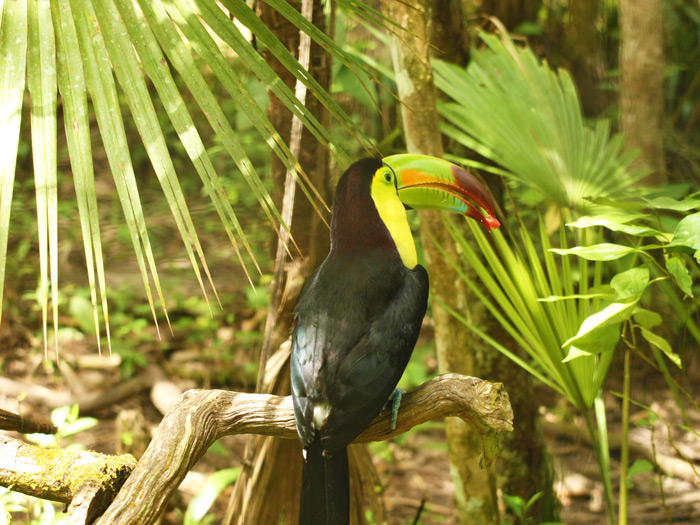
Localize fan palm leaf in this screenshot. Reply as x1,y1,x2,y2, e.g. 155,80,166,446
0,0,373,354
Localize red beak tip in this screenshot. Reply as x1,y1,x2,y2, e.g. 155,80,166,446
484,215,500,231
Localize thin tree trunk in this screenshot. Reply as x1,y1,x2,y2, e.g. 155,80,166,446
223,1,332,523
478,0,540,31
619,0,666,180
382,1,499,523
565,0,611,116
431,6,558,520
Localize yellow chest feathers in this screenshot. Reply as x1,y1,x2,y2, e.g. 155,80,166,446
370,168,417,269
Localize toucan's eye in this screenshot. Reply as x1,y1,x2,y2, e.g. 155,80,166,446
383,171,392,184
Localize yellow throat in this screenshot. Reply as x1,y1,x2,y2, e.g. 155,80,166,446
370,167,418,269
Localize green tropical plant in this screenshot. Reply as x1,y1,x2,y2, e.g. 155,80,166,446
433,32,646,211
0,0,377,358
433,31,700,524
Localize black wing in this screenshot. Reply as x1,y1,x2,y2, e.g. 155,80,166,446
291,254,429,456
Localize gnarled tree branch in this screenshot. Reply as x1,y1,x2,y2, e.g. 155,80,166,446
1,374,512,524
0,435,136,523
96,373,511,525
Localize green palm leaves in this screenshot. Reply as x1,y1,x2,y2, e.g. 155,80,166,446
434,32,645,213
0,0,366,355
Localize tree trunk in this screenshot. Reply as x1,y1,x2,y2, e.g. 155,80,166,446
223,1,332,523
478,0,541,31
565,0,612,116
619,0,666,180
382,1,499,523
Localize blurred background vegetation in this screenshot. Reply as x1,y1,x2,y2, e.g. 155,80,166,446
0,0,699,524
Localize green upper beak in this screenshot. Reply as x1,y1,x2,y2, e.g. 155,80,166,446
382,154,501,231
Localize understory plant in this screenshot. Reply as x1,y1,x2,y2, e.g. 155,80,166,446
433,31,700,524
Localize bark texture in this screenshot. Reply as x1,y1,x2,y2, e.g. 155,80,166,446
382,1,499,523
91,375,512,525
565,0,612,116
0,435,135,523
225,1,332,522
619,0,666,180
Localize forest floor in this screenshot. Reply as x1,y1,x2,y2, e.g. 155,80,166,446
1,259,699,524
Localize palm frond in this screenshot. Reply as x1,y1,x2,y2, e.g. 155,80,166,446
434,32,645,213
0,1,28,337
1,0,373,348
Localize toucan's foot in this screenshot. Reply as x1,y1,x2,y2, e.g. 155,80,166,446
382,388,405,431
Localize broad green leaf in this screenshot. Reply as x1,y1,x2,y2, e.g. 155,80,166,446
563,300,635,351
550,243,639,261
627,458,654,478
610,266,649,300
666,256,694,297
647,196,700,211
671,212,700,250
563,323,620,361
567,214,661,237
640,327,681,368
0,0,27,330
633,308,662,329
69,295,96,335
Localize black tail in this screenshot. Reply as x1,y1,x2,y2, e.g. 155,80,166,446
299,437,349,525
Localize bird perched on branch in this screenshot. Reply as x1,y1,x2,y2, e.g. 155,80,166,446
291,154,500,524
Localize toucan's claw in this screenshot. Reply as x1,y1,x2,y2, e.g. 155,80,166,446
382,387,405,431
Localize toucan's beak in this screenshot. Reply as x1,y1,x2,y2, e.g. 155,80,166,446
383,154,501,231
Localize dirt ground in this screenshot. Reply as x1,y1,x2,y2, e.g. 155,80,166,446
2,318,699,525
1,273,699,524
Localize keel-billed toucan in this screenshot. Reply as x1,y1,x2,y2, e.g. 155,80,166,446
291,154,499,524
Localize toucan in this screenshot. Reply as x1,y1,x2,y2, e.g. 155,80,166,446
291,154,500,524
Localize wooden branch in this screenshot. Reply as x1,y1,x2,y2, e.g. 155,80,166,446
0,434,136,522
0,408,57,434
96,374,512,525
0,367,158,413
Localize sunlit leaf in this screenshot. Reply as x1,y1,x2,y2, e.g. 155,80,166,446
563,323,620,362
567,214,661,237
646,196,700,211
671,212,700,250
639,327,682,368
0,0,28,330
666,256,694,297
184,468,240,525
550,243,640,261
433,32,645,212
94,0,218,311
72,0,170,335
53,0,111,353
28,0,58,357
610,266,649,300
563,301,635,352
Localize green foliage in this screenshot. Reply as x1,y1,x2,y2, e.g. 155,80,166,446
433,32,646,213
1,405,98,523
500,491,550,525
26,404,98,449
183,468,240,525
0,0,377,353
434,31,699,524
